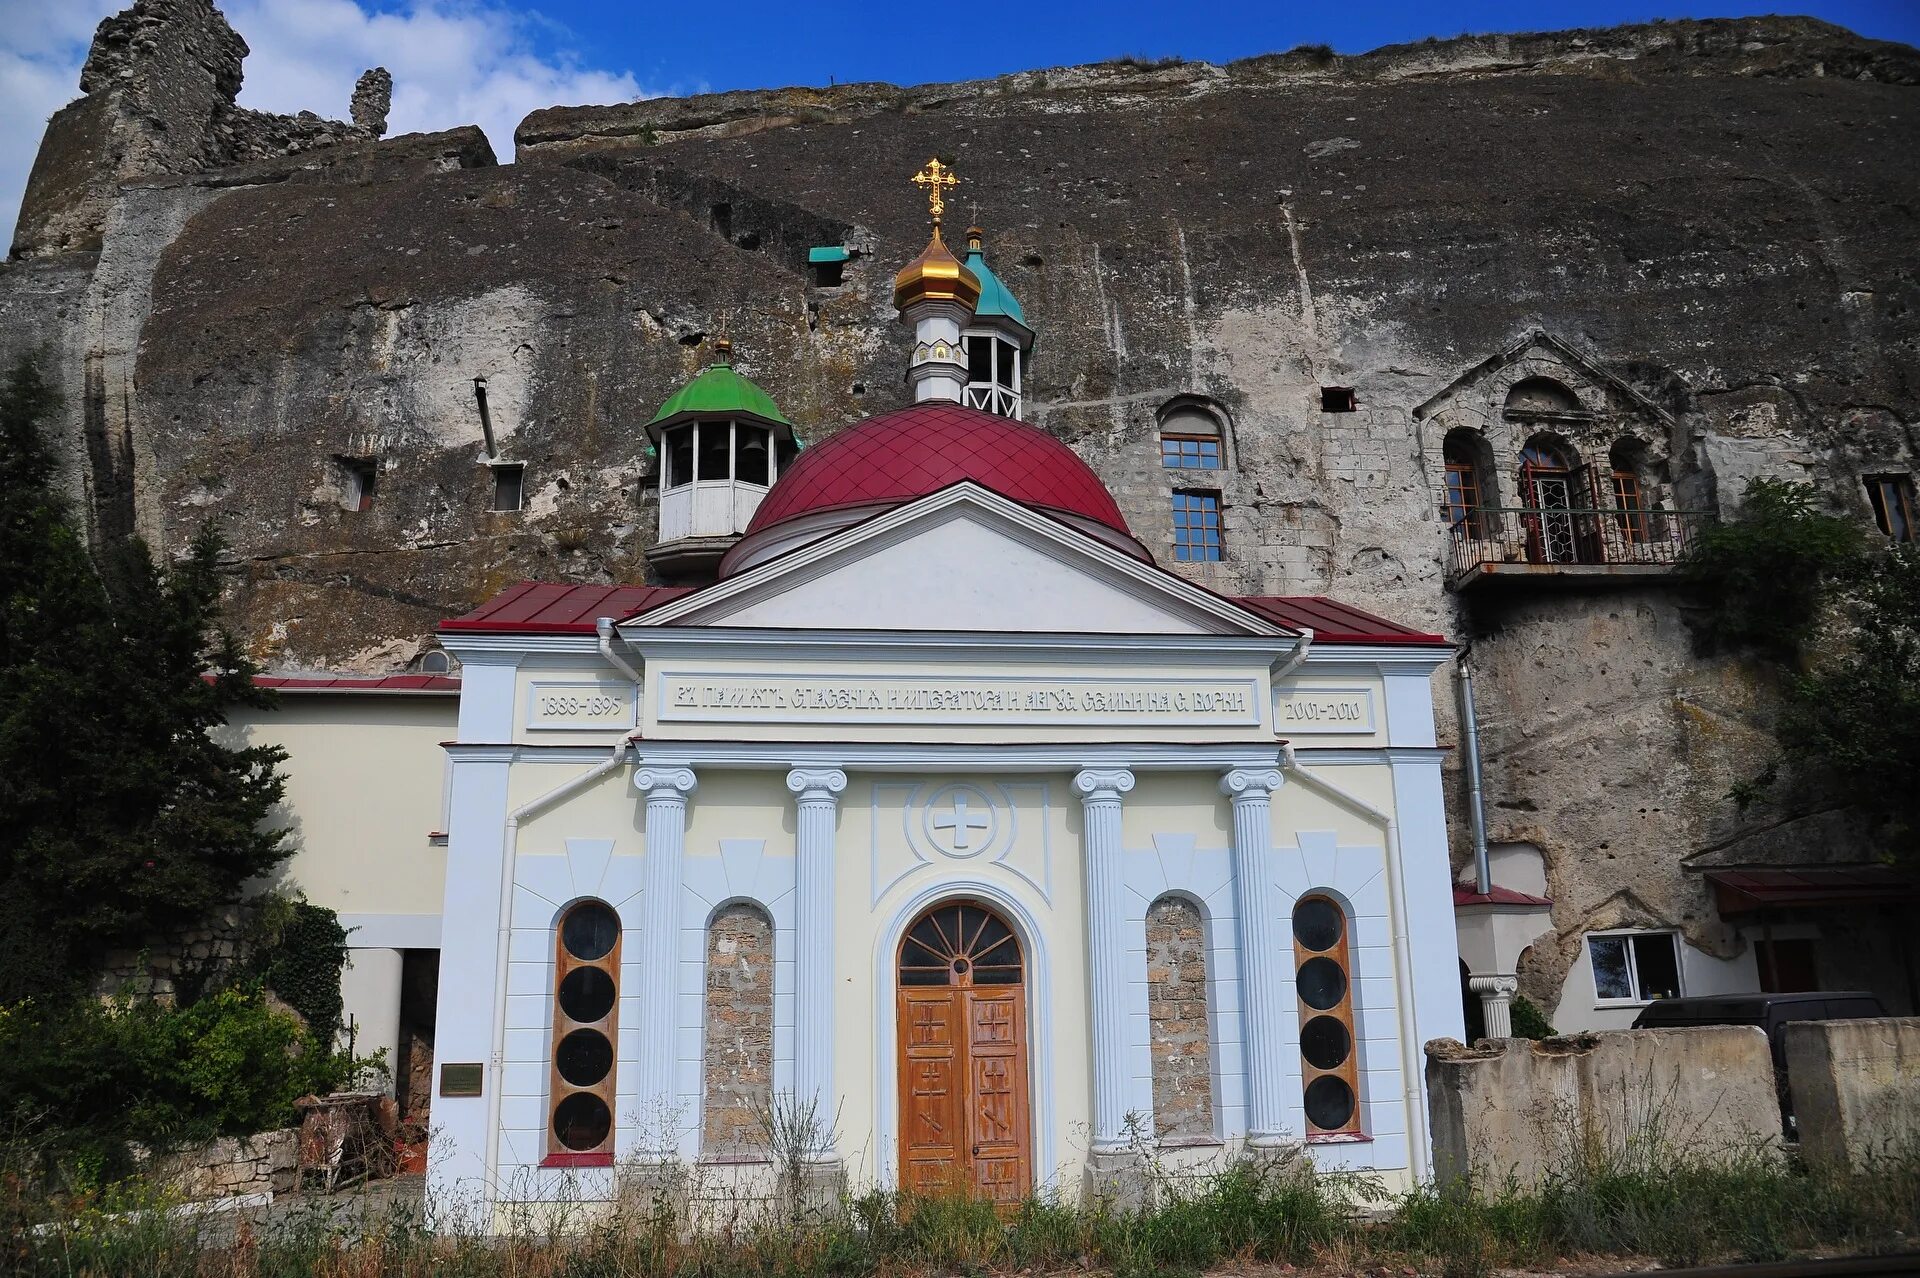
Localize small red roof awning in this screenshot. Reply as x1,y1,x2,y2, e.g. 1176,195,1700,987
1706,866,1920,915
441,581,693,633
1453,884,1552,908
1232,596,1449,646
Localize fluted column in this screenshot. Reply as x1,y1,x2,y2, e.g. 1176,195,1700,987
1469,974,1520,1039
1222,767,1290,1147
786,767,848,1159
1074,767,1136,1153
634,765,697,1159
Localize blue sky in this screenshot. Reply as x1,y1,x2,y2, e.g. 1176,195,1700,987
4,0,1917,248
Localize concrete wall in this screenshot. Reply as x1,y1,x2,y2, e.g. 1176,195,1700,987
1787,1017,1920,1174
1425,1027,1779,1190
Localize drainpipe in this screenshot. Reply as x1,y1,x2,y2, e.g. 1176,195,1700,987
483,738,634,1199
1280,743,1430,1183
596,616,643,685
472,376,498,460
1455,653,1492,896
1271,627,1315,683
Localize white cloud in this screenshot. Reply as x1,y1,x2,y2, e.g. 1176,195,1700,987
0,0,649,251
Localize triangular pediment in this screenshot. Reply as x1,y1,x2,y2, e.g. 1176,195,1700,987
629,484,1284,636
1412,328,1674,428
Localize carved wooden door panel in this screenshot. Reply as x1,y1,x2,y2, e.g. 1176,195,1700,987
964,988,1031,1204
899,988,964,1196
896,901,1032,1202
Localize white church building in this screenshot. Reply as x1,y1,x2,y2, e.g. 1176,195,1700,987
229,165,1465,1226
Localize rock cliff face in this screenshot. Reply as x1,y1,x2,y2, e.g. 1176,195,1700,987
2,4,1916,1018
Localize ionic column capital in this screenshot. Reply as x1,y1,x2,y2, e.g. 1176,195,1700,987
1072,768,1136,803
785,768,849,801
1220,767,1285,801
633,766,697,799
1467,974,1519,999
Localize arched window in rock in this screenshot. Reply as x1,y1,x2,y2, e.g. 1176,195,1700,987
701,902,775,1159
549,899,621,1161
1158,398,1229,471
1291,895,1362,1138
1518,433,1587,565
1609,438,1652,545
1440,429,1495,539
1145,895,1214,1140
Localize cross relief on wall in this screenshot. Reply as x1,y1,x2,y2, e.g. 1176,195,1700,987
870,780,1053,905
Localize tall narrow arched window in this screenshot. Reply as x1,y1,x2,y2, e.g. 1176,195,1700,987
1158,399,1228,471
1609,439,1651,546
1292,895,1361,1138
549,900,621,1162
1440,430,1492,539
701,902,774,1160
1518,434,1585,565
1145,895,1215,1141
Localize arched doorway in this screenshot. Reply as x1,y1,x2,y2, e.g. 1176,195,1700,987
896,900,1032,1202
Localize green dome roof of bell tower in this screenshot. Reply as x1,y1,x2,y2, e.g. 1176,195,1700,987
961,228,1026,326
647,341,791,431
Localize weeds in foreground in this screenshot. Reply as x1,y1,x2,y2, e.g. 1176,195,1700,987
8,1138,1919,1277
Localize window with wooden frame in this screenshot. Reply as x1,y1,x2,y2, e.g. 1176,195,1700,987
547,899,621,1164
1440,431,1488,539
1291,895,1361,1139
1159,402,1225,470
1609,440,1651,544
1866,474,1916,543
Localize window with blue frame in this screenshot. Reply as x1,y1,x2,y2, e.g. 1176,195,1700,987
1161,435,1222,469
1172,490,1224,562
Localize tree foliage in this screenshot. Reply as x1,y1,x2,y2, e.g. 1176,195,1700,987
0,353,290,1001
1682,478,1865,664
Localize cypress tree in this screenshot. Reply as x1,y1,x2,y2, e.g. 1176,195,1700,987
0,354,290,1001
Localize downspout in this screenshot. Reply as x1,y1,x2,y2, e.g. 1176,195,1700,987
1280,743,1431,1183
597,616,644,686
1271,627,1315,683
1454,652,1492,896
482,622,642,1197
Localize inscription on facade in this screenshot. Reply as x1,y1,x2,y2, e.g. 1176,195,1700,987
527,680,638,731
656,673,1262,727
1273,686,1376,735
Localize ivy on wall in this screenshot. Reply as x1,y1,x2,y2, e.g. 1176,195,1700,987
254,898,350,1049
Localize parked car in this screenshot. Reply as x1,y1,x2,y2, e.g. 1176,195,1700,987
1631,991,1887,1136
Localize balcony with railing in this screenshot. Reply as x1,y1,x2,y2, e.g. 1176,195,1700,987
1441,498,1714,590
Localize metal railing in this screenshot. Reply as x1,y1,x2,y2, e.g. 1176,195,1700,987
1441,502,1714,583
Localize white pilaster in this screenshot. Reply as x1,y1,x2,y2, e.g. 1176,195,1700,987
1073,767,1136,1152
786,766,848,1159
1469,974,1520,1038
1222,767,1290,1147
633,765,697,1159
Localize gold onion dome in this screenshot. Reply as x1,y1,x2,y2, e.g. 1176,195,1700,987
892,225,981,311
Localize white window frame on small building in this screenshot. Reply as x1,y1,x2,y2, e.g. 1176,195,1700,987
962,333,1022,419
1585,928,1684,1006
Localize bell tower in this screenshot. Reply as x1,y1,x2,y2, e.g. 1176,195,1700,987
893,159,981,404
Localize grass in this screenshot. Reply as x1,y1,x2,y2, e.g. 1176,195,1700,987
6,1135,1918,1276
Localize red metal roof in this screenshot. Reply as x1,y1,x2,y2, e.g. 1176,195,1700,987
1705,866,1920,915
744,404,1134,539
253,673,461,694
440,582,692,633
1453,884,1553,908
1232,596,1449,646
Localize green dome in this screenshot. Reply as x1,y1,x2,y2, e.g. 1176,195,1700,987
962,243,1026,325
648,358,791,430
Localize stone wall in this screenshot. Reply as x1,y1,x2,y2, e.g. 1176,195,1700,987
1786,1017,1920,1174
701,904,774,1159
1425,1028,1780,1189
1145,895,1214,1141
137,1128,297,1201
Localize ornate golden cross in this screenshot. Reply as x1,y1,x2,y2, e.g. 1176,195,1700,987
911,158,960,225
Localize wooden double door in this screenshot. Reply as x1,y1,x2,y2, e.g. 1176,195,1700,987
897,901,1032,1203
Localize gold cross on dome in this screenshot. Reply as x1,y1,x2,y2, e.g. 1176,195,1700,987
911,158,960,225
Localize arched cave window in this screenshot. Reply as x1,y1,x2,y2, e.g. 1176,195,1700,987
1609,438,1652,545
1158,398,1228,471
1518,434,1587,565
1504,377,1584,419
1440,429,1494,539
549,899,621,1162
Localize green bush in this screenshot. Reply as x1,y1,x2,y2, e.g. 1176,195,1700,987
1510,994,1557,1040
1682,477,1864,663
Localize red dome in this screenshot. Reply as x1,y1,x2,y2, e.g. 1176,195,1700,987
745,403,1135,540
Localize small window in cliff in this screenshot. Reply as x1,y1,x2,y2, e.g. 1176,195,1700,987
1172,490,1224,562
1866,474,1915,542
490,463,525,513
1587,930,1682,1004
1158,396,1231,470
1319,386,1357,413
336,457,377,512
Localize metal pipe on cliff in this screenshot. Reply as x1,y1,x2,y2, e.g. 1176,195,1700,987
1455,653,1492,896
473,376,498,459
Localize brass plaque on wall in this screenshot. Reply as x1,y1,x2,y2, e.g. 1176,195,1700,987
439,1062,484,1097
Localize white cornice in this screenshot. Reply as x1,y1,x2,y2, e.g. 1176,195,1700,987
626,627,1297,666
445,741,1293,771
439,633,600,658
627,483,1287,638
